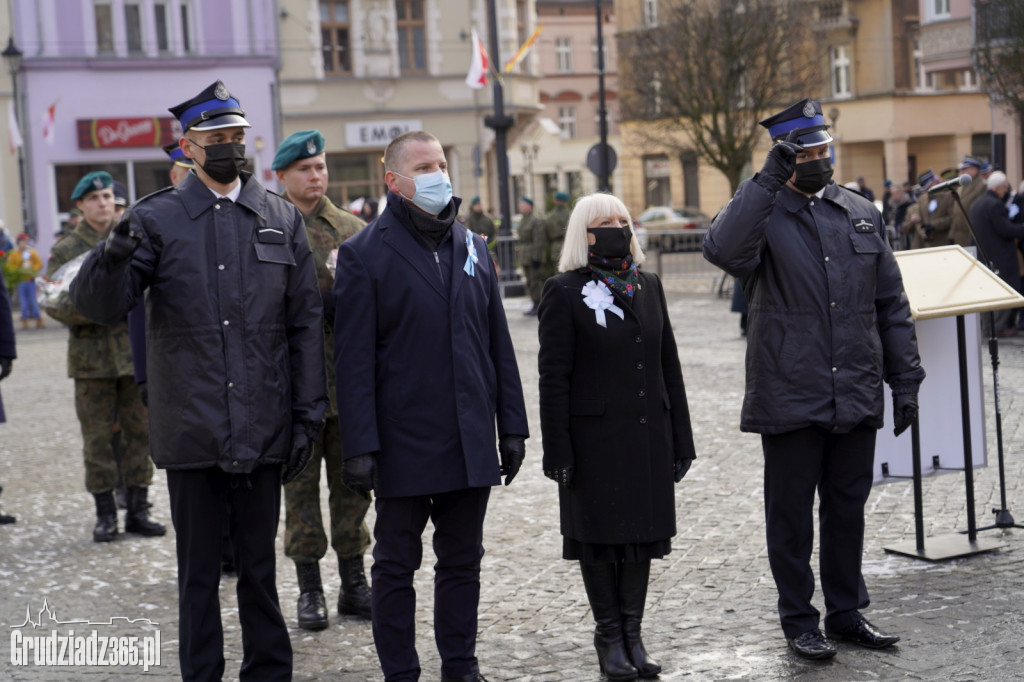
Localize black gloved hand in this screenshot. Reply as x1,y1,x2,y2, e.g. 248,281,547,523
893,392,918,437
543,466,574,488
282,430,313,484
103,212,141,266
674,457,694,483
499,435,526,485
756,138,802,191
0,357,12,381
343,452,378,495
922,224,935,239
138,381,148,407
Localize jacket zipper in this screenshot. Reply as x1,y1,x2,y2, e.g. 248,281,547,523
433,251,444,285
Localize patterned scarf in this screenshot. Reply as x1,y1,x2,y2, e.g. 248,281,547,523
587,252,641,299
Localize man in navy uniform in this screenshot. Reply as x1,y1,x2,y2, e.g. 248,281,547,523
71,80,327,681
334,130,529,682
163,141,195,187
704,99,925,660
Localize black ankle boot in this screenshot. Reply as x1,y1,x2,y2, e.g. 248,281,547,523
580,561,638,681
92,492,118,542
124,487,166,536
296,562,329,630
338,556,372,618
619,560,661,678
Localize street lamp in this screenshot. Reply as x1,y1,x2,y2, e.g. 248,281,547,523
2,36,28,238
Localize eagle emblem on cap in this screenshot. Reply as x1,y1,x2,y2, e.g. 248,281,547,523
306,139,317,155
802,101,816,118
214,81,230,100
92,177,104,190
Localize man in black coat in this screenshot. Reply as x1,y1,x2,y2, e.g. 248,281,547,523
71,81,327,681
704,99,925,661
970,171,1024,336
0,282,15,524
334,130,529,682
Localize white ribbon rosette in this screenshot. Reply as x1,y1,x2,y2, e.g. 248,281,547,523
581,280,624,328
463,231,478,276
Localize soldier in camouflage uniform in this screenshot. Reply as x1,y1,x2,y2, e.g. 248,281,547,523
45,171,164,543
273,130,372,630
465,196,496,244
542,191,571,281
516,196,546,315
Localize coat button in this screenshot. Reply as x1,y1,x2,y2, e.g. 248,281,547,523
228,382,234,389
634,335,642,343
232,460,239,467
830,301,836,307
639,416,647,424
832,366,838,373
223,320,230,326
635,361,644,370
824,256,830,262
218,264,225,270
638,388,646,397
215,204,221,210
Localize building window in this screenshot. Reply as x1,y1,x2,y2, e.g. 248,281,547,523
320,0,352,74
396,0,426,73
558,106,577,139
94,1,114,54
830,44,851,97
180,1,192,53
325,153,386,208
643,0,658,27
125,2,143,54
556,37,573,73
913,37,928,91
155,2,169,52
929,0,950,20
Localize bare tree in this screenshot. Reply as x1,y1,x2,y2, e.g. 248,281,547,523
618,0,821,194
973,0,1024,176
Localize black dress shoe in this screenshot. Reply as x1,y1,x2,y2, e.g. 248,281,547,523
440,674,488,682
787,629,837,660
826,618,900,649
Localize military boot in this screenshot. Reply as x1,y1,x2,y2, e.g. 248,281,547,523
338,556,372,619
92,491,118,542
124,487,166,536
296,561,329,630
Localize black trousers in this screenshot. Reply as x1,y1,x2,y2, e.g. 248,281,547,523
167,465,291,682
762,424,875,638
371,486,491,682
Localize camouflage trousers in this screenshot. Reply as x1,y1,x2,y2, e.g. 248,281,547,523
74,376,153,494
284,417,371,562
524,263,544,304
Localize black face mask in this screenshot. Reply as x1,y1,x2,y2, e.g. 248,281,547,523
792,158,834,194
587,226,632,258
190,140,247,184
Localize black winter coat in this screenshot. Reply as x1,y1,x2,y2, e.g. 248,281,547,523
970,189,1024,292
538,269,695,545
71,172,328,473
704,180,925,435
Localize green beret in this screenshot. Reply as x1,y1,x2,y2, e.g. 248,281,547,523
470,196,481,205
272,130,325,170
520,196,534,206
554,191,570,202
71,171,114,201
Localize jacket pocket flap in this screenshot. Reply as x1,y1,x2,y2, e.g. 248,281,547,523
254,242,296,265
570,397,605,416
849,232,883,254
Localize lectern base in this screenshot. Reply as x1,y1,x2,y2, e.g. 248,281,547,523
883,533,1005,561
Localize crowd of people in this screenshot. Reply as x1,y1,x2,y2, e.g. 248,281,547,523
6,91,1003,682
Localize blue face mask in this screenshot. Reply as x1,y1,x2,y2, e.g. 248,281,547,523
396,170,453,215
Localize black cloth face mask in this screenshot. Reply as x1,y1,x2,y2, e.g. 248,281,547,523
792,158,834,194
189,140,247,184
587,225,632,259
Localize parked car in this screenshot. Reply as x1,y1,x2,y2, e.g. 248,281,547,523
634,206,711,251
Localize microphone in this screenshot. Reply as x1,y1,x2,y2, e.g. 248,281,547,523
928,174,972,194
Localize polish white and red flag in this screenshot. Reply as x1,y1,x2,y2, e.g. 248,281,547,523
465,28,489,89
41,101,57,146
8,101,22,154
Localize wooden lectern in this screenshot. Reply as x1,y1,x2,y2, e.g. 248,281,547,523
883,245,1023,560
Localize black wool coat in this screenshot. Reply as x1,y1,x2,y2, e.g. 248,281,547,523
538,269,695,545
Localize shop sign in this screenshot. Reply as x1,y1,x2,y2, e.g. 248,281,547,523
345,119,422,149
77,117,181,149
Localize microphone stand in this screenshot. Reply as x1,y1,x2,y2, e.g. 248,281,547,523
948,187,1024,531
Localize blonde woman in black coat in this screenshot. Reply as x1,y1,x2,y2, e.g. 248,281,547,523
538,192,696,680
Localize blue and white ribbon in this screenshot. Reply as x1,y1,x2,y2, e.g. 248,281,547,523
581,280,624,328
464,231,478,276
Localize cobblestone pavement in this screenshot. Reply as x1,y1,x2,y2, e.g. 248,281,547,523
2,279,1024,681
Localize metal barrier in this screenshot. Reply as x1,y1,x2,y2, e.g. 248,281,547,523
641,229,728,291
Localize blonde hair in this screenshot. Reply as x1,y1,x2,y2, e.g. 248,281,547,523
558,193,646,272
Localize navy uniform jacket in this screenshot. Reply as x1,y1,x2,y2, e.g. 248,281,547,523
70,171,328,473
333,191,529,498
704,179,925,435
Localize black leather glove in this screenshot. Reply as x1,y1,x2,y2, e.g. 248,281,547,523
138,381,148,407
674,457,694,483
755,139,802,191
922,224,935,239
499,435,526,485
544,466,574,488
282,430,313,484
893,392,918,437
0,357,11,381
103,212,141,266
343,452,378,495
